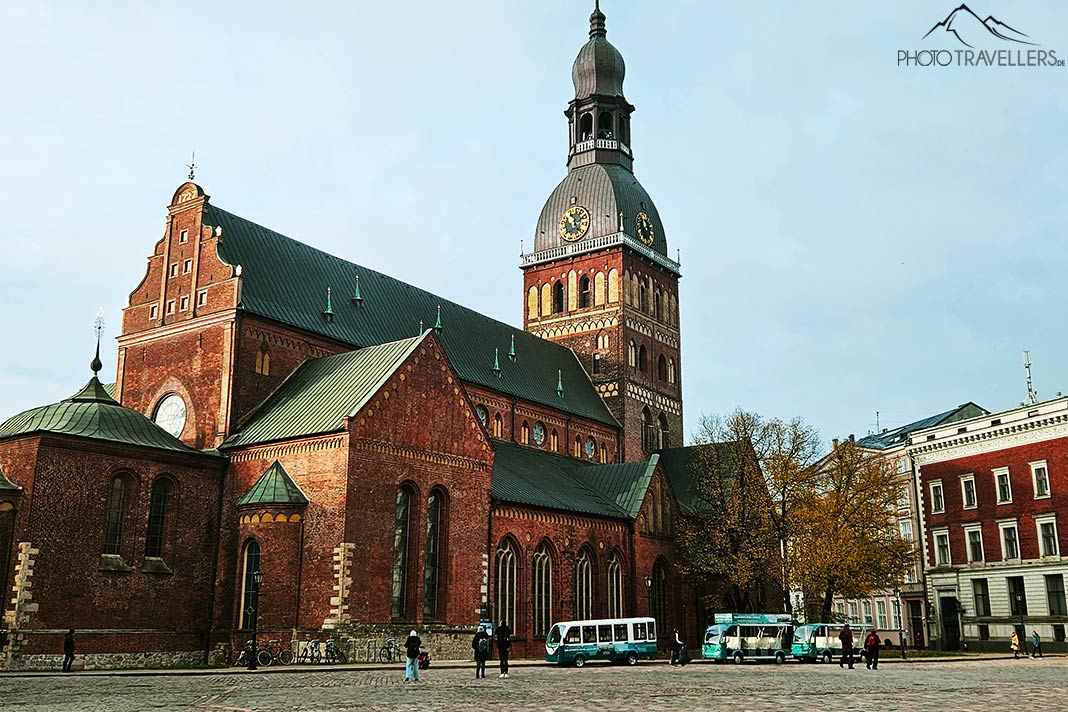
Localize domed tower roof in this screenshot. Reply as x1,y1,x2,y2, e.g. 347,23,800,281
572,2,625,100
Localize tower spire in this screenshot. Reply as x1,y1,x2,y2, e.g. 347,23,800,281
91,309,105,375
590,0,607,38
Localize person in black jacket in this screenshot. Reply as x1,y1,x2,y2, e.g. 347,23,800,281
472,625,491,679
496,620,512,678
404,629,422,682
62,629,75,672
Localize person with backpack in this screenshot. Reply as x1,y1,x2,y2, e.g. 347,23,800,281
404,629,422,682
864,628,880,670
496,620,512,678
472,625,491,679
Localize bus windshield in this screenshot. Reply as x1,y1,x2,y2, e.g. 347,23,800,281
547,624,563,645
793,625,814,643
705,625,726,643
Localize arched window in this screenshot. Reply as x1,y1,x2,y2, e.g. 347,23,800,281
423,489,446,618
145,477,173,558
495,538,518,632
541,283,552,316
532,543,553,636
103,474,131,556
628,340,637,368
657,354,668,381
655,290,662,322
579,276,591,308
607,553,623,618
596,331,609,350
598,110,614,139
651,479,662,532
527,286,539,320
575,549,593,620
255,343,271,376
391,485,413,619
492,413,503,438
650,559,668,634
574,436,582,457
521,421,530,445
619,115,631,144
642,408,655,452
608,269,619,302
594,272,606,305
552,281,565,314
600,443,608,464
579,113,593,141
658,413,671,450
638,345,648,373
667,358,676,385
239,539,261,629
550,429,559,452
639,281,648,312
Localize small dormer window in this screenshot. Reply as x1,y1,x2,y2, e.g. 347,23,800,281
183,259,192,274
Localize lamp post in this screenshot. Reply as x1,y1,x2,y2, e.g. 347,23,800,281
1014,593,1024,642
248,569,264,671
893,588,906,660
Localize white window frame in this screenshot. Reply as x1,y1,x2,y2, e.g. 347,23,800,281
930,480,945,514
897,484,911,511
179,229,188,244
166,299,175,315
1035,514,1059,558
169,263,179,277
994,467,1012,505
998,519,1020,561
876,600,888,629
149,304,158,320
179,295,189,311
898,518,914,542
197,290,207,306
960,474,977,510
183,258,193,274
933,528,951,566
1030,460,1051,500
862,600,873,624
963,523,984,563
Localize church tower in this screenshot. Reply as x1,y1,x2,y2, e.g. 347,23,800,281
522,3,682,462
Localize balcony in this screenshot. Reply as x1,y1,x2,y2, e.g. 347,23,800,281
571,138,631,157
520,232,681,276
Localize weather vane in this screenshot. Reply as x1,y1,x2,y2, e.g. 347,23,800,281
187,150,196,181
94,308,106,341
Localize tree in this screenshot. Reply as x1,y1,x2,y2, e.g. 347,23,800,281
790,439,915,622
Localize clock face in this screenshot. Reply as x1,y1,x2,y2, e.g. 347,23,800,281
475,405,488,427
532,422,546,446
154,394,187,439
635,211,655,246
585,437,597,459
558,206,591,242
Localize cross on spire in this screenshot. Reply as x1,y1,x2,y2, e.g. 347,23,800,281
91,308,105,375
187,151,196,181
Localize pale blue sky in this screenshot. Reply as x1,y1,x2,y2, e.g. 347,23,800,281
1,1,1066,444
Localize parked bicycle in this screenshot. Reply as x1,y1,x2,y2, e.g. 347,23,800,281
378,638,401,663
326,639,347,664
296,639,322,664
233,640,255,667
256,639,294,667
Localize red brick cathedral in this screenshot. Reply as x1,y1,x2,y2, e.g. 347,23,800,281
0,6,756,669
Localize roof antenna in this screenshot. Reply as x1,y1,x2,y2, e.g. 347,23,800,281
187,150,196,181
876,410,880,433
91,308,105,375
1024,350,1038,405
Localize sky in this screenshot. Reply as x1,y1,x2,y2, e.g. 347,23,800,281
1,1,1066,447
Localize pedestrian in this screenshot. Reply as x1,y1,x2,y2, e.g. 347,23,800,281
1031,630,1042,659
864,628,879,670
496,620,512,678
472,625,491,679
404,629,422,682
838,624,855,669
670,628,684,666
62,629,75,673
1010,629,1020,659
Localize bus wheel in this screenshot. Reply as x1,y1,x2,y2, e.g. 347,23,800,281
574,655,586,668
625,652,638,666
822,651,832,664
733,652,744,665
775,652,785,664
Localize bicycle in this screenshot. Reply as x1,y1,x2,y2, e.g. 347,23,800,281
378,638,402,663
326,639,347,664
296,639,322,664
256,639,294,667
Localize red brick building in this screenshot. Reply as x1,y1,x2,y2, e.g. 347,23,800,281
0,6,773,669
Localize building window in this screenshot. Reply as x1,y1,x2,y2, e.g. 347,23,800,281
876,600,887,629
961,475,976,509
638,281,648,312
423,490,445,619
657,354,667,381
532,422,546,446
197,290,207,307
584,436,596,460
1031,461,1051,499
179,229,188,244
658,413,670,449
896,485,911,511
391,486,412,619
169,263,179,277
575,549,592,620
183,259,192,274
1045,574,1067,616
596,332,609,350
149,304,158,320
650,559,667,634
999,521,1020,560
255,344,271,376
628,340,636,368
574,436,582,457
532,543,553,637
849,601,859,621
898,518,913,541
552,281,565,314
1008,576,1027,616
965,526,984,563
934,530,951,566
180,296,189,311
144,478,173,559
166,300,175,315
863,600,873,624
495,539,517,633
641,408,655,452
579,275,591,308
667,358,676,384
638,345,647,372
1036,516,1059,557
972,579,991,617
892,601,901,630
929,481,944,514
978,624,990,640
102,474,130,556
475,405,488,427
1055,625,1067,643
592,353,601,375
607,553,623,619
520,421,529,445
550,429,558,452
492,413,503,438
239,539,261,629
600,443,608,464
994,468,1012,504
836,602,846,620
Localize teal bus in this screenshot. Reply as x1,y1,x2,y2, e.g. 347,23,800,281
791,622,869,663
545,617,658,667
702,613,794,664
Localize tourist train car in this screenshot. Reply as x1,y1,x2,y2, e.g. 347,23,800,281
791,622,870,663
545,617,659,667
702,613,794,663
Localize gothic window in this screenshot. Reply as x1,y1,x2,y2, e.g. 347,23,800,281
639,281,648,312
642,408,655,452
650,559,668,634
553,281,565,314
655,289,662,321
574,436,582,458
575,548,593,620
239,539,261,629
541,283,552,316
492,413,503,438
620,115,631,144
103,473,131,556
255,343,271,376
596,331,609,350
495,538,518,632
657,354,667,381
579,113,593,141
594,272,606,305
607,553,623,618
638,345,648,373
550,429,559,452
669,294,677,326
532,543,553,636
600,443,608,464
628,340,637,368
521,421,530,445
598,110,614,139
668,358,676,384
391,485,413,619
658,413,671,450
608,269,619,302
592,354,601,375
423,489,445,619
579,276,591,308
144,477,173,559
527,286,539,320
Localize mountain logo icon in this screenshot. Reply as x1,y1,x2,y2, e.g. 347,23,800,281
923,4,1038,48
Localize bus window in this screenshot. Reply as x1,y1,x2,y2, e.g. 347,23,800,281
548,625,563,645
614,624,628,641
565,626,581,645
582,625,596,643
633,622,647,641
598,625,612,642
649,621,656,641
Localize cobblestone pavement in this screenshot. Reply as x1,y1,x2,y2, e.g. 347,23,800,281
2,657,1066,711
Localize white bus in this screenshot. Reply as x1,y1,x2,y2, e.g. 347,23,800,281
545,617,658,667
702,613,794,664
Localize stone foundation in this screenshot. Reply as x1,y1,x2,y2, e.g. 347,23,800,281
332,623,480,662
3,650,206,671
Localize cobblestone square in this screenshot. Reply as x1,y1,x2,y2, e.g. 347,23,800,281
1,657,1065,712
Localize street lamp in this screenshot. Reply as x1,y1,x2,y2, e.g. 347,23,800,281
893,587,905,660
248,569,264,671
1014,593,1024,643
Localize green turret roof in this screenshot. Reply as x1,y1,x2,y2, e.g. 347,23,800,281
0,465,20,492
237,460,308,507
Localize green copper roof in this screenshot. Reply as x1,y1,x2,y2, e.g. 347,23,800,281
0,466,20,492
0,377,211,457
237,460,309,507
491,441,653,520
205,203,616,427
224,335,424,449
